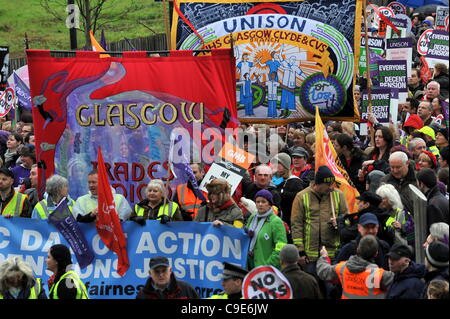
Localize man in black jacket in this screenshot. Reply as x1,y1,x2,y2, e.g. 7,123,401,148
136,256,199,299
242,164,281,209
417,168,449,233
337,191,388,246
336,213,391,270
280,244,322,299
380,151,417,214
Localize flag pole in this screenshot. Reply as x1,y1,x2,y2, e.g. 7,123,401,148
163,0,171,51
362,0,375,147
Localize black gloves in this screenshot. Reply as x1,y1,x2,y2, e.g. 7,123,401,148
160,215,170,224
133,216,147,226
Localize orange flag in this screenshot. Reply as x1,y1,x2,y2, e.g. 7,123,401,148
314,107,359,213
89,30,110,58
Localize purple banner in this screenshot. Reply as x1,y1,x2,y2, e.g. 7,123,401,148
48,200,95,269
13,72,32,110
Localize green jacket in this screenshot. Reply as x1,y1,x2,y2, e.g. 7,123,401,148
246,212,287,270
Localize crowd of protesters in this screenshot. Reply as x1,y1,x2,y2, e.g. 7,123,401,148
0,2,449,300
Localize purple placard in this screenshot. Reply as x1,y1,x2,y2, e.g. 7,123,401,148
377,60,407,93
360,88,391,123
426,30,449,60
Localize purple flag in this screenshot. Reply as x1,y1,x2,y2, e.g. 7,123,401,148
48,199,95,269
13,72,32,110
100,30,108,51
368,49,385,85
169,131,206,202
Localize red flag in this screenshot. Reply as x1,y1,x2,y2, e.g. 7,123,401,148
96,147,129,276
420,56,432,84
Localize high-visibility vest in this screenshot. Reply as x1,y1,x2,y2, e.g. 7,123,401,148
1,191,27,217
293,191,341,259
209,293,244,299
35,198,75,220
0,278,42,299
176,184,204,218
335,261,386,299
385,208,406,229
49,271,89,299
134,201,179,220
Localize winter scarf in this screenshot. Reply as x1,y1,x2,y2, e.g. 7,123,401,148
248,208,273,254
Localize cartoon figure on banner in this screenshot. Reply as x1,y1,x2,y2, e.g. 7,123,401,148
238,73,255,116
279,55,305,117
265,72,280,118
256,49,283,81
237,53,254,81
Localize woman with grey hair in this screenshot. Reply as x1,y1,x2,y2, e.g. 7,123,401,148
131,179,183,225
376,184,415,247
424,222,449,247
0,257,46,299
32,174,75,219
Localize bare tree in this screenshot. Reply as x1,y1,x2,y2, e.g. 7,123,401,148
40,0,150,49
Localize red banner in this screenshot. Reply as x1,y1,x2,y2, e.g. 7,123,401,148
26,49,237,203
96,146,129,277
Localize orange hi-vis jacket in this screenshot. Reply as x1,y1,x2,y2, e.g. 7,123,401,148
335,261,386,299
176,184,206,219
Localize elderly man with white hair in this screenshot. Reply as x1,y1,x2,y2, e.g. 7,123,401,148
380,151,417,214
423,81,443,102
131,179,183,225
73,169,132,222
408,137,427,161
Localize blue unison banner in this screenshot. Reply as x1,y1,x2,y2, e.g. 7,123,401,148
0,218,250,299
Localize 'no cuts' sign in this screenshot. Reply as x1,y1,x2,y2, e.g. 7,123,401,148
0,87,15,117
242,266,293,299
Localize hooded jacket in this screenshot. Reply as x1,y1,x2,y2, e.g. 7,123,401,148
136,273,199,299
386,262,426,299
422,267,449,299
281,263,322,299
425,185,449,231
317,254,394,293
403,114,424,130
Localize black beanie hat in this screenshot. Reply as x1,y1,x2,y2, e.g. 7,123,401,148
425,241,449,268
50,244,72,272
315,165,335,184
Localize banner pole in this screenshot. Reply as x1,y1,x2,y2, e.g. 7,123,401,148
163,0,171,51
363,0,375,146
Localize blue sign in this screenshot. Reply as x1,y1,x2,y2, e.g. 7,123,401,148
0,218,250,299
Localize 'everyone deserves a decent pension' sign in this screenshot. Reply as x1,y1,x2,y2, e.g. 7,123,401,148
0,218,250,299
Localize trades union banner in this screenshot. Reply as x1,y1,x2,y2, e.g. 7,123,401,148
26,49,238,205
172,0,362,123
0,218,250,299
